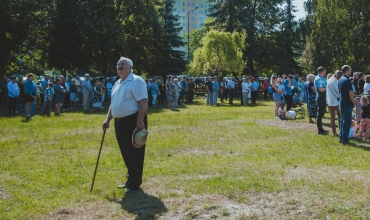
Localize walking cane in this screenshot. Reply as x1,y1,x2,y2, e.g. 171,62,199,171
90,127,106,191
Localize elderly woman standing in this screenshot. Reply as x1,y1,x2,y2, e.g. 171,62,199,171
165,76,175,110
270,75,284,118
327,70,342,136
305,74,317,123
54,78,66,116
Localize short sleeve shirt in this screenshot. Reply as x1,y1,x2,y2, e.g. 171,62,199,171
111,73,148,118
314,75,326,100
338,75,353,110
361,104,370,119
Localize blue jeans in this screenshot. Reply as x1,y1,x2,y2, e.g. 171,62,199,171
213,91,218,105
340,107,352,143
207,92,213,105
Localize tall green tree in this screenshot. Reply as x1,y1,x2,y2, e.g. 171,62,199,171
207,0,284,75
85,0,124,77
190,30,246,76
157,0,186,76
0,0,48,78
48,0,89,75
118,0,162,76
274,0,302,74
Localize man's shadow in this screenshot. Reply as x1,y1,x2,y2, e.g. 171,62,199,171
114,190,167,220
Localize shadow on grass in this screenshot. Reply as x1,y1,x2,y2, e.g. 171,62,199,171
347,140,370,152
115,190,167,220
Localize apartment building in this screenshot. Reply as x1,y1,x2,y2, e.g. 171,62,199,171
173,0,213,35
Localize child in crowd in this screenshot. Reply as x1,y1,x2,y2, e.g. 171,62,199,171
348,120,358,139
40,82,54,116
357,95,370,139
293,93,303,108
278,103,286,120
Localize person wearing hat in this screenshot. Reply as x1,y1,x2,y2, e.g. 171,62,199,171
81,73,92,112
7,76,19,116
102,57,148,194
24,73,37,121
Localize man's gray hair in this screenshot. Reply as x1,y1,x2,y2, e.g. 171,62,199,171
307,74,315,82
117,57,133,68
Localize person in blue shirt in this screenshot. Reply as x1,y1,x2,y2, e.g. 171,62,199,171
338,65,355,145
283,75,294,110
7,76,19,116
150,80,159,107
40,74,50,106
24,73,37,121
314,66,328,135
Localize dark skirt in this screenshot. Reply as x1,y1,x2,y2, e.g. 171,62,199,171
307,94,317,118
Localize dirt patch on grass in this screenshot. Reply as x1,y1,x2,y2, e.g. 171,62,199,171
0,189,10,199
256,119,330,132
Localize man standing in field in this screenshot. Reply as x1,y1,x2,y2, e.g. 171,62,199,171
338,65,355,145
24,73,37,121
102,57,148,194
314,66,329,135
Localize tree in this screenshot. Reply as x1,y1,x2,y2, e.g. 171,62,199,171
190,30,246,76
48,0,88,76
117,0,163,76
85,0,125,77
0,0,48,79
274,0,302,75
207,0,285,76
157,0,186,77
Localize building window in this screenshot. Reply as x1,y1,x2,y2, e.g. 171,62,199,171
191,3,196,7
183,9,185,12
187,3,190,6
183,2,185,6
183,16,185,20
199,24,203,28
191,24,195,28
191,17,195,21
199,17,204,22
199,11,204,15
174,1,180,6
199,4,203,8
183,23,185,27
191,11,195,14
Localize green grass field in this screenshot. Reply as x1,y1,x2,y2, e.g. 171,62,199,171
1,99,370,219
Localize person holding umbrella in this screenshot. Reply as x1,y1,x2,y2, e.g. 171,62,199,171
102,57,148,194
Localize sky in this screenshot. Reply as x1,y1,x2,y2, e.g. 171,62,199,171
293,0,306,20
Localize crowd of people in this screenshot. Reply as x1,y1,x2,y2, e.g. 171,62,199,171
269,65,370,144
1,73,112,121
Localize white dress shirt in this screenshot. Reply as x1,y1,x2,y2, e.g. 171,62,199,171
228,80,235,89
111,73,148,118
326,78,340,106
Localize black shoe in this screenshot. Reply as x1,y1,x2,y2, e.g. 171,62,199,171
125,188,139,194
117,184,127,189
340,140,351,145
318,130,329,135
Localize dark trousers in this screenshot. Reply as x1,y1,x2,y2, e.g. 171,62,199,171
220,89,228,102
40,94,45,106
148,90,153,107
41,100,52,115
115,112,147,189
316,98,326,132
340,107,352,143
251,91,258,104
285,95,293,111
158,92,165,105
228,89,234,104
8,96,17,114
263,89,268,101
